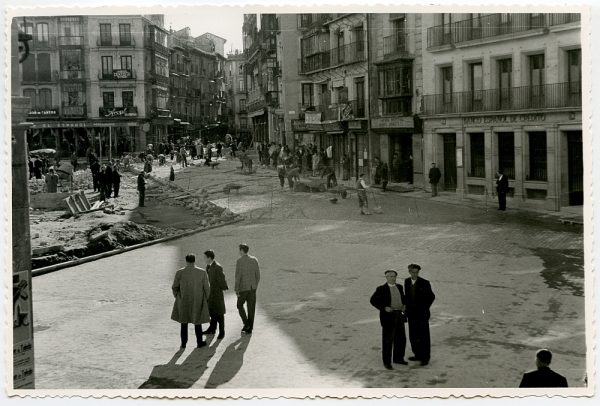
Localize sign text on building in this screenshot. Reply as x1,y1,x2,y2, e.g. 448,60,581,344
28,109,58,117
462,113,546,126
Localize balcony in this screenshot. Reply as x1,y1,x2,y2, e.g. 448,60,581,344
98,69,137,81
298,14,332,30
61,104,87,118
96,36,136,47
99,106,138,118
422,82,581,115
299,51,331,74
21,70,59,84
32,37,57,50
427,13,580,49
27,106,60,119
151,107,171,118
149,73,170,87
60,70,85,80
330,41,366,66
383,32,409,57
58,36,84,46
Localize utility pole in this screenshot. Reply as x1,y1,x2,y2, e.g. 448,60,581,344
11,17,35,390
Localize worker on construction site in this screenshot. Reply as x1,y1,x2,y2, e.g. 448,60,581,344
45,167,59,193
357,173,370,215
137,171,146,207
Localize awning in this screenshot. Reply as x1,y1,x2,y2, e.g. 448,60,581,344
180,122,190,125
247,109,265,118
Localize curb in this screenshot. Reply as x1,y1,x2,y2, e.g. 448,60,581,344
32,217,244,277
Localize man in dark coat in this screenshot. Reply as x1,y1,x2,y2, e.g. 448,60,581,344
90,159,100,192
404,263,435,366
428,163,442,197
33,156,43,179
137,171,146,207
370,270,408,370
28,157,34,180
97,165,107,201
496,169,509,211
104,162,113,198
519,349,568,387
203,250,229,339
381,162,389,192
112,165,121,198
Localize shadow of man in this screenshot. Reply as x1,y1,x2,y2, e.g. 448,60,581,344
204,335,251,388
139,338,221,389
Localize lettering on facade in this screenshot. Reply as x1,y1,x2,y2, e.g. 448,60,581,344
462,113,546,126
101,107,138,118
28,109,58,116
371,116,414,129
304,111,322,124
113,69,132,80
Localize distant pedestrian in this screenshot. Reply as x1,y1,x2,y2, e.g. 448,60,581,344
71,151,78,172
381,162,389,192
98,165,107,201
428,163,442,197
374,159,382,185
104,163,113,198
33,156,43,179
112,166,121,198
90,160,100,192
404,263,435,366
342,154,350,181
137,171,146,207
180,146,187,168
496,169,509,211
144,158,152,174
277,163,286,189
235,243,260,335
321,166,337,189
204,250,228,339
519,349,568,387
357,173,370,215
286,166,300,191
169,165,175,182
28,157,34,180
171,253,210,349
44,168,59,193
370,270,408,370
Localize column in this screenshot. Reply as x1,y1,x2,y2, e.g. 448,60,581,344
456,130,465,197
545,126,560,211
484,129,494,196
513,128,524,205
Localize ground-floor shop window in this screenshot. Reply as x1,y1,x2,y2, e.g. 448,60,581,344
469,133,485,178
528,131,547,181
497,132,515,179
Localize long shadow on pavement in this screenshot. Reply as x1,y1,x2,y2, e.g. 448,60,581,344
139,338,221,389
204,336,251,388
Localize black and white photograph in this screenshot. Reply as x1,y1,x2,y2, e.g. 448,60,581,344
1,0,597,402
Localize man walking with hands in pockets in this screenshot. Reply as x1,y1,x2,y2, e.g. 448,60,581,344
235,243,260,335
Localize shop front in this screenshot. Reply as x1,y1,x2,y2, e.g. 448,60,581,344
422,110,583,211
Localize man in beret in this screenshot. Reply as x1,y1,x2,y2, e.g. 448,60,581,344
370,270,407,370
404,263,435,366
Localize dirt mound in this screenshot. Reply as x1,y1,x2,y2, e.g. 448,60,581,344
86,221,167,254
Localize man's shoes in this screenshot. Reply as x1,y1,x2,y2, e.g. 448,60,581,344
241,329,252,335
408,356,420,361
384,364,393,370
180,345,186,350
420,360,429,366
197,341,207,348
393,359,408,365
217,332,225,339
204,329,216,335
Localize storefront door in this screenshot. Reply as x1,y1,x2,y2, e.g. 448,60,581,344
567,131,583,205
389,134,413,183
443,133,457,191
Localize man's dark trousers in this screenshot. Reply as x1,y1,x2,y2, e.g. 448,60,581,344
408,318,431,362
139,189,145,207
382,311,406,365
180,323,203,347
498,192,507,210
208,314,224,333
237,289,256,331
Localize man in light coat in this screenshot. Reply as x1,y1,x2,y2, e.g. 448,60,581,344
235,243,260,334
171,253,211,349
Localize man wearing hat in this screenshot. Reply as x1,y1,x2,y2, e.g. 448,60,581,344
404,263,435,366
370,270,407,370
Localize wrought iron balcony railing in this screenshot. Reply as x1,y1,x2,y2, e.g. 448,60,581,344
58,36,84,46
61,104,87,117
96,36,136,47
422,82,581,115
383,32,409,57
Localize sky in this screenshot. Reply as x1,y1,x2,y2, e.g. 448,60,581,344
163,6,245,54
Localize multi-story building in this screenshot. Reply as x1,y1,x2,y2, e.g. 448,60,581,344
226,50,250,140
243,14,281,145
294,13,369,179
420,13,582,210
367,13,423,186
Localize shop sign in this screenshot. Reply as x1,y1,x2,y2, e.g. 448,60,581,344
31,121,93,128
113,69,132,79
371,116,414,129
291,119,309,132
100,107,138,118
462,113,546,126
322,122,344,132
348,120,364,130
304,111,322,124
28,109,58,117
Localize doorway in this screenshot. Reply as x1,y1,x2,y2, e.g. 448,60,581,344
389,134,413,183
567,131,583,205
442,133,457,191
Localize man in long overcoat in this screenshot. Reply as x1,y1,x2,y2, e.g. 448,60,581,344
496,169,509,211
404,263,435,366
370,270,408,370
203,250,229,339
171,253,211,349
235,243,260,335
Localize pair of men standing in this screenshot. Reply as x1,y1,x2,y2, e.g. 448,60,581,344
370,264,435,370
170,244,260,348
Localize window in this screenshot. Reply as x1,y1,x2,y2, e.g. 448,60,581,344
336,30,345,64
120,55,132,71
122,91,133,107
61,49,82,73
529,54,545,106
23,89,37,109
392,18,406,51
442,66,453,106
498,58,512,109
240,117,248,128
528,132,547,181
238,79,245,92
36,23,49,47
37,53,51,82
103,92,115,109
470,63,483,110
320,84,331,107
378,63,412,115
568,49,581,94
101,56,113,77
499,13,511,34
497,132,515,179
100,24,112,46
469,133,485,178
355,78,365,117
119,24,131,45
470,13,483,39
239,99,246,111
22,54,36,82
38,89,52,109
301,83,314,107
442,13,452,44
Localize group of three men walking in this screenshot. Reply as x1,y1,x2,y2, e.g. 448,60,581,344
370,264,435,370
170,244,260,348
